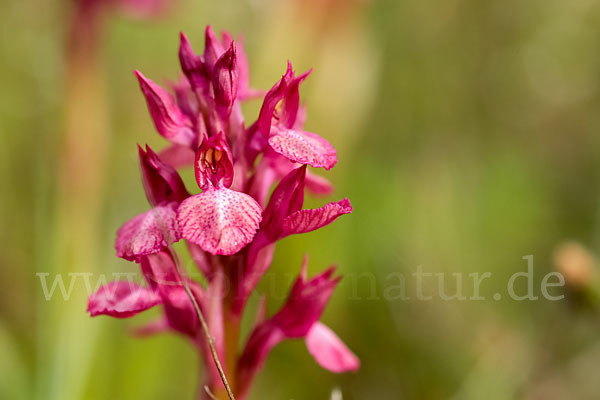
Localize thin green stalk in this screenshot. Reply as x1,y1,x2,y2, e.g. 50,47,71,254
166,246,236,400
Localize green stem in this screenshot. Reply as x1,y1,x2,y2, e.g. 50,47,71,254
166,247,236,400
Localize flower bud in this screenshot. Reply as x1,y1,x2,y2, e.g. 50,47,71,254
203,25,224,73
138,144,189,206
178,32,210,94
212,42,239,118
134,70,196,147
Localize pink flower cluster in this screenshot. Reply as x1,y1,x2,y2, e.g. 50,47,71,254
87,26,358,398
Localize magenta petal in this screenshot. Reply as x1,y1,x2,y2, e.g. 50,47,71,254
87,281,161,318
272,261,339,337
212,42,239,118
293,104,307,130
177,187,262,255
238,261,341,396
306,322,360,373
134,70,196,147
140,252,205,338
279,69,311,129
257,63,294,136
179,32,211,98
115,203,181,261
237,322,286,399
140,251,183,288
204,25,225,73
161,286,202,337
261,165,306,240
220,30,234,48
268,128,337,170
281,198,352,237
194,132,234,190
247,154,279,206
171,75,199,119
139,144,189,206
158,144,196,169
305,170,334,196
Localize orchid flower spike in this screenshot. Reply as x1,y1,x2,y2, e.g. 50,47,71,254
89,28,358,400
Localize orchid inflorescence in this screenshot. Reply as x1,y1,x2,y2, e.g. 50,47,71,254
87,26,359,399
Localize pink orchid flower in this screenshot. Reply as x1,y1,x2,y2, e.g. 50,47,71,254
235,165,352,312
115,145,188,261
177,132,262,255
237,259,359,398
255,63,337,170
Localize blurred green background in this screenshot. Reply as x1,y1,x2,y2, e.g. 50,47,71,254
4,0,600,398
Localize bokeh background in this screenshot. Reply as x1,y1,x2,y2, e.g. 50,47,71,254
4,0,600,398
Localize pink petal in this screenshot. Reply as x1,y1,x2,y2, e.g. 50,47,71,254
140,252,205,338
269,156,332,197
293,104,307,130
178,32,211,95
203,25,225,73
220,30,234,48
247,154,279,206
279,70,311,129
140,251,183,288
162,285,202,337
261,165,306,240
272,261,340,337
139,144,189,206
257,62,294,136
305,170,334,196
306,322,360,373
281,198,352,238
134,70,196,147
170,75,199,119
268,128,337,170
212,43,238,118
115,203,181,261
87,281,161,318
177,187,262,255
237,261,342,396
194,132,234,190
158,143,196,169
237,322,286,399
